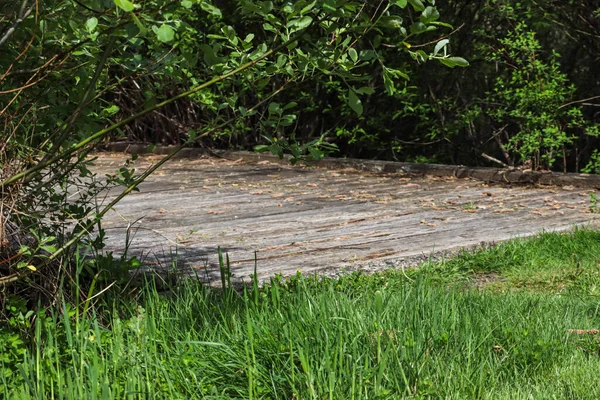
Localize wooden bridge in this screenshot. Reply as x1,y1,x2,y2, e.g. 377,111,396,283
92,152,600,285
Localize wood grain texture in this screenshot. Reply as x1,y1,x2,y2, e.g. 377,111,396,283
90,152,600,285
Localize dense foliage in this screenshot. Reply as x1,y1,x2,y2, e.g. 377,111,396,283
78,0,600,173
0,0,460,304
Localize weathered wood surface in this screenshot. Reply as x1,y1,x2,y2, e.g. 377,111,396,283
105,142,600,189
91,152,600,285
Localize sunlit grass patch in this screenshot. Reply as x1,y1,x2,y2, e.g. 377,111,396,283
2,229,600,399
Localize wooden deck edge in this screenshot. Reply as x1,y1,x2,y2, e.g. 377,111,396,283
101,143,600,189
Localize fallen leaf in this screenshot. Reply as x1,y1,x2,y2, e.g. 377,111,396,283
335,195,350,200
566,329,599,335
357,193,377,199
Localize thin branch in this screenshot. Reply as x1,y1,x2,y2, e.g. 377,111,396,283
402,23,465,49
0,34,36,83
558,95,600,109
0,1,35,48
481,153,509,168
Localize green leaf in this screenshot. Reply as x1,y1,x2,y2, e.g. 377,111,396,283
200,44,225,66
85,17,98,33
392,0,408,8
260,1,274,13
287,16,313,30
268,102,281,114
280,114,296,126
41,245,57,254
181,0,193,9
356,86,375,95
387,67,410,80
348,89,363,116
131,13,148,35
301,1,317,14
276,55,287,67
420,6,440,24
102,104,120,116
114,0,134,12
383,70,396,95
156,24,175,43
410,22,431,34
308,147,324,160
359,50,377,61
379,16,403,29
348,48,358,63
434,39,449,56
256,77,270,89
200,2,223,17
430,21,454,29
407,0,425,12
439,56,470,68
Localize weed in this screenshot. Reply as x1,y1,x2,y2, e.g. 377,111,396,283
589,192,599,214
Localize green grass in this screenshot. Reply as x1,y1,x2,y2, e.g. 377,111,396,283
2,229,600,399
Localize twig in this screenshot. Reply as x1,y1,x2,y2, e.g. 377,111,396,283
406,23,465,49
558,95,600,109
0,0,35,48
481,153,509,168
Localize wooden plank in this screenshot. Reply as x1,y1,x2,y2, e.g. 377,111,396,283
90,153,600,284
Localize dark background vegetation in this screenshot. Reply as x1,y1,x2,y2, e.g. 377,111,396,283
110,0,600,173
